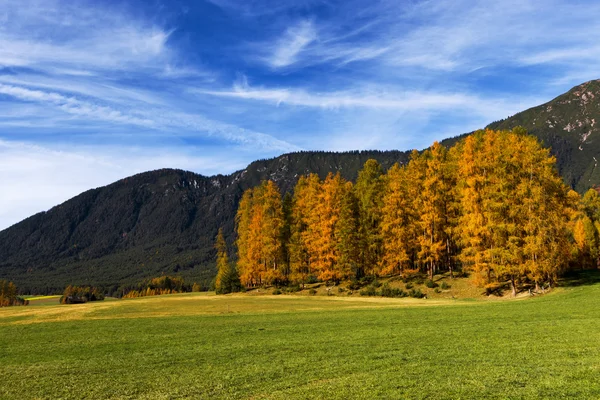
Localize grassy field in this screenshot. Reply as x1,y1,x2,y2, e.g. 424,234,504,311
1,276,600,399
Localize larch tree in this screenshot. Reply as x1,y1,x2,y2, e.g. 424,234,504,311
215,228,240,294
260,180,285,285
380,163,415,275
289,174,321,286
414,142,455,280
312,172,346,282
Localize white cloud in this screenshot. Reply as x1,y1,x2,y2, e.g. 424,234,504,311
267,20,318,68
248,0,600,75
0,0,193,76
0,84,156,127
201,80,543,122
0,82,299,152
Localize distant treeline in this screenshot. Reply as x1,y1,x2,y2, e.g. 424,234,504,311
60,285,105,304
0,280,29,306
122,275,204,298
235,128,600,296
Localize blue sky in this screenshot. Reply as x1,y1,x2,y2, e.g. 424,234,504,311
1,0,600,229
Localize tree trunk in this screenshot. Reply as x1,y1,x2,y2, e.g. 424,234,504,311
511,277,517,297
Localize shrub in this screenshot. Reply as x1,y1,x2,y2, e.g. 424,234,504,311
348,279,362,290
360,285,378,297
307,275,319,284
60,285,105,304
287,284,301,293
440,281,450,290
409,288,425,299
380,284,407,298
425,280,438,288
434,288,441,293
405,282,413,290
308,289,317,295
359,276,374,286
272,289,282,295
0,280,29,307
337,287,346,293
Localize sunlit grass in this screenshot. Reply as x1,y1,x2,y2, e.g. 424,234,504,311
1,278,600,399
23,295,62,301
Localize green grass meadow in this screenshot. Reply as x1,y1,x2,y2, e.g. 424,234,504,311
2,279,600,399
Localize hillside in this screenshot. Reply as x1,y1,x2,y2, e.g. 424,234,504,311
3,80,600,292
487,79,600,192
0,151,409,293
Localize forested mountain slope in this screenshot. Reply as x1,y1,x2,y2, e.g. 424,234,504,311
487,79,600,192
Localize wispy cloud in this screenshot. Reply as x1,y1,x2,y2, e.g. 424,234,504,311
200,79,542,122
0,83,155,126
0,2,175,74
247,0,600,75
266,20,318,68
0,82,299,151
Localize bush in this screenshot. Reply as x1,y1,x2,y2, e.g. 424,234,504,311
272,289,282,295
307,275,319,284
286,284,301,293
0,280,29,307
405,282,413,289
308,289,317,295
440,281,450,290
434,288,441,293
348,279,362,290
337,287,346,293
380,284,407,298
409,288,426,299
425,280,438,288
359,276,374,286
60,285,105,304
360,285,378,297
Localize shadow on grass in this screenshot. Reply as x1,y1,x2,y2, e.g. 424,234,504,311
559,269,600,287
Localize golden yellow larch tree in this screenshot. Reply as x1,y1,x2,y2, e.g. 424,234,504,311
380,163,414,275
312,172,346,282
289,174,321,285
260,180,285,285
235,188,255,287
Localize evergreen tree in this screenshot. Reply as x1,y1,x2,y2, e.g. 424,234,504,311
355,159,385,277
335,181,361,280
215,228,241,294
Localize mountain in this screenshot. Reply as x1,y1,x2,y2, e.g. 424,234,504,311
0,151,409,293
487,79,600,192
3,80,600,293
